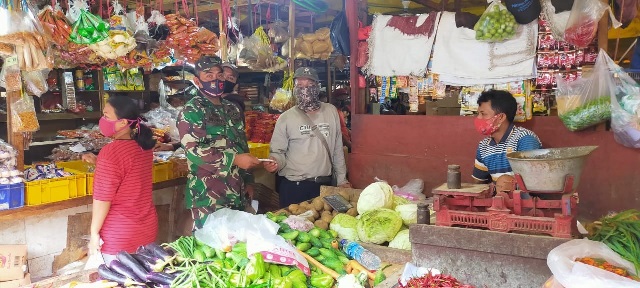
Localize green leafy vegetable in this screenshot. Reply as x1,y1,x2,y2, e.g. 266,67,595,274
356,209,403,244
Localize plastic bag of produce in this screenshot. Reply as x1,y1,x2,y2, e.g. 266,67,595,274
610,75,640,148
556,49,613,131
547,239,639,288
563,0,621,48
474,0,519,42
393,178,426,202
270,88,295,111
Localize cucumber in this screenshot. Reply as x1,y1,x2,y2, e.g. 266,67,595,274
318,229,332,239
338,256,350,265
307,247,321,257
321,258,344,271
315,255,326,262
281,230,299,241
296,232,311,243
309,228,322,238
310,235,323,248
318,248,337,259
296,242,312,252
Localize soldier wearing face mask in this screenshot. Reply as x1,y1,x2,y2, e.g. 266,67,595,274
176,56,260,232
263,67,351,208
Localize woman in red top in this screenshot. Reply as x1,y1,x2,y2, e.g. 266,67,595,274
87,96,158,264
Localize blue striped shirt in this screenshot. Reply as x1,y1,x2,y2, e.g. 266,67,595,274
472,124,542,182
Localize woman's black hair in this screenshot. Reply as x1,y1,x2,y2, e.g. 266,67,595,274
107,96,156,150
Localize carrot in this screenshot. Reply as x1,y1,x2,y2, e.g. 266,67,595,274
298,250,340,279
347,260,376,280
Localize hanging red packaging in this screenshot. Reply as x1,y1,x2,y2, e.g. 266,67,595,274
563,0,621,48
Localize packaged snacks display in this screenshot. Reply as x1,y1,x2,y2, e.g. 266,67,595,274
0,2,53,72
24,163,73,181
0,140,22,185
164,14,219,63
88,1,136,60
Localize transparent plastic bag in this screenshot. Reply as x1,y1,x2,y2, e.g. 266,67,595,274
474,0,519,42
270,88,295,111
564,0,621,48
610,72,640,148
392,179,426,202
11,92,40,133
547,239,639,288
23,69,49,96
556,49,613,131
268,21,288,43
0,60,22,92
68,0,109,44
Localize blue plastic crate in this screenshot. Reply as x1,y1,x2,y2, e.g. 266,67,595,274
624,69,640,84
0,183,25,210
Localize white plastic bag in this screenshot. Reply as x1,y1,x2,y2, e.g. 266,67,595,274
547,239,639,288
609,67,640,148
393,179,426,202
194,209,279,252
247,234,310,276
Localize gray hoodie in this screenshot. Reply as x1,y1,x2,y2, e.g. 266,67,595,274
269,103,347,185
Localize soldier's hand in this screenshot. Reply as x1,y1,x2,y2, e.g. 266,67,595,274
263,157,278,173
233,153,261,170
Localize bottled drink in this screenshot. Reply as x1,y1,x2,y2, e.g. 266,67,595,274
340,239,381,270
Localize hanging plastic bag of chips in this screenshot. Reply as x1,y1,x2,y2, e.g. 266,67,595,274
11,90,40,133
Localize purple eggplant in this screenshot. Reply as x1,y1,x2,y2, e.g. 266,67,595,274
98,264,143,286
109,259,144,283
116,251,149,282
146,272,176,286
136,246,148,255
132,252,168,273
145,243,172,261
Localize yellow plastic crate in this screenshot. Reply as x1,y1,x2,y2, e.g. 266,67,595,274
25,174,87,206
153,161,172,183
56,161,95,195
248,142,270,159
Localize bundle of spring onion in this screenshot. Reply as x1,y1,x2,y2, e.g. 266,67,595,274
586,209,640,274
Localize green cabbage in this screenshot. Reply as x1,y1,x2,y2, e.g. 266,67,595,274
357,182,394,214
388,229,411,250
395,203,418,225
392,196,411,209
330,214,359,241
356,209,403,244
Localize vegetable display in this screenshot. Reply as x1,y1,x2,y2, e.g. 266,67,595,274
576,257,640,281
398,270,475,288
474,1,518,42
586,209,640,274
356,209,403,245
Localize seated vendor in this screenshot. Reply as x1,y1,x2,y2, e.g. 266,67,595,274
472,90,542,184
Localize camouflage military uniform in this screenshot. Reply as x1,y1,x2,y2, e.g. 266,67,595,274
177,93,252,229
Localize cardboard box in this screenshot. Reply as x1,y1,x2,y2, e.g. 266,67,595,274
425,101,438,115
436,96,460,108
0,245,27,282
0,274,30,288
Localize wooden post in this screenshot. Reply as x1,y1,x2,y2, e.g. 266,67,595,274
345,0,358,114
288,1,296,74
218,8,228,61
6,90,25,170
596,0,609,131
326,59,332,103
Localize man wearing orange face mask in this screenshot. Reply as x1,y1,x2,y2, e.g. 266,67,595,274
472,90,542,184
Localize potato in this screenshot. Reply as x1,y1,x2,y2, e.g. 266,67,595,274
346,208,358,217
321,213,334,223
311,210,320,221
338,191,351,202
288,204,300,212
312,198,324,212
314,220,329,230
332,210,339,216
323,203,333,212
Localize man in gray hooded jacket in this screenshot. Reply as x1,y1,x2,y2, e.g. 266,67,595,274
264,67,351,208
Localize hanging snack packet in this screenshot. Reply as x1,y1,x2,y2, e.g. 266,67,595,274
69,0,109,44
474,0,519,42
11,90,40,133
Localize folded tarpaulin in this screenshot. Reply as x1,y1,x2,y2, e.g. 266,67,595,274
431,12,537,86
364,13,440,77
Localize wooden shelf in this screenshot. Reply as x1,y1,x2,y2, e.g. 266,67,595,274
0,178,186,222
0,111,102,122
